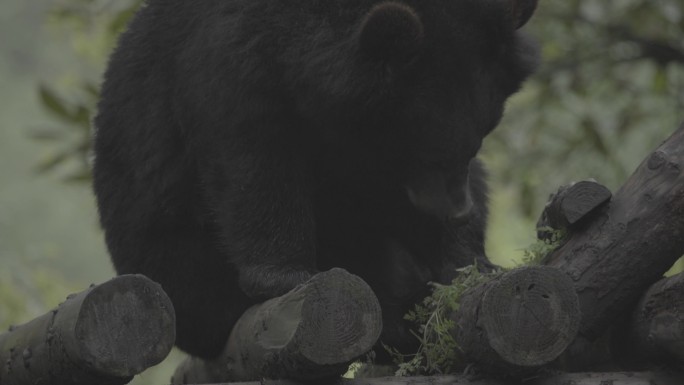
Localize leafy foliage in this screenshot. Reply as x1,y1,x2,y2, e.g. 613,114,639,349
486,0,684,218
387,265,497,376
34,0,142,182
521,227,566,265
33,84,97,182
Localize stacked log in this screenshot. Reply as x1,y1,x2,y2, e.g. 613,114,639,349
0,275,175,385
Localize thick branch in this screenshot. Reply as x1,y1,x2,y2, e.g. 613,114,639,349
172,268,382,384
451,266,580,373
0,275,175,385
544,123,684,363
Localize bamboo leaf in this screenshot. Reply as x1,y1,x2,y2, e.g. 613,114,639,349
63,171,92,183
38,85,73,121
29,129,64,142
71,105,91,130
35,152,71,173
81,82,100,99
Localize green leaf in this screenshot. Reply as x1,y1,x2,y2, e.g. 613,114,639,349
70,105,91,130
29,129,64,142
38,85,73,121
64,171,92,183
652,68,668,92
35,152,71,173
81,82,100,99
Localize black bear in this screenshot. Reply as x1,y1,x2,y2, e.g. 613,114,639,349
93,0,539,361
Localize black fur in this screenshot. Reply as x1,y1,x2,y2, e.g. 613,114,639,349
93,0,539,360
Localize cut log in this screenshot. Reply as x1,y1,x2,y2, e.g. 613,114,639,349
536,180,612,240
450,266,580,372
171,268,382,384
613,272,684,368
0,274,175,385
544,123,684,366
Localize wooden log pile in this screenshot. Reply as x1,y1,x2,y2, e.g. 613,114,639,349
2,123,684,385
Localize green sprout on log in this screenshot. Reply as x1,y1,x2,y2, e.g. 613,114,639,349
385,230,566,376
386,264,495,376
521,227,566,265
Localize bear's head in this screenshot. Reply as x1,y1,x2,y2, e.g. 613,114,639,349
295,0,538,223
353,0,539,222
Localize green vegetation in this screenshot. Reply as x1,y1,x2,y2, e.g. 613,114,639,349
386,265,496,376
34,0,142,182
520,227,566,266
386,230,566,376
484,0,684,264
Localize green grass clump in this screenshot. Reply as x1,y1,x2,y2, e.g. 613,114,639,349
521,227,566,265
385,229,566,376
386,264,496,376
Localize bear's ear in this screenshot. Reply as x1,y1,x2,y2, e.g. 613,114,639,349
358,2,424,65
510,0,538,29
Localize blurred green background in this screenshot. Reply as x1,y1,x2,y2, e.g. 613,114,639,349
1,0,682,383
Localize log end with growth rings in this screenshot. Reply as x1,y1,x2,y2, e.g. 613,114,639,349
74,274,176,377
290,268,383,366
481,266,580,367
